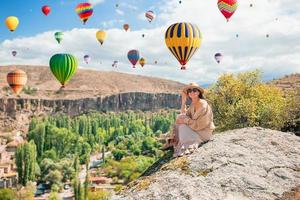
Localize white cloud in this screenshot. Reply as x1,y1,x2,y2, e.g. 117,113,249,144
88,0,105,6
1,0,299,85
115,9,124,16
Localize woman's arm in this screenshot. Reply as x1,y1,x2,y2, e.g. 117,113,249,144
180,92,187,114
183,103,213,131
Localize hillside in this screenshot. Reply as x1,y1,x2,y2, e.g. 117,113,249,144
268,73,300,94
112,127,300,200
0,65,185,99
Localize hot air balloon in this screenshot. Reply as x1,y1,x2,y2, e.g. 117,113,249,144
49,54,78,88
127,50,140,68
165,22,202,70
7,69,27,94
145,10,155,23
139,58,146,67
214,53,223,63
42,5,51,16
12,51,17,57
123,24,129,31
112,61,118,67
96,30,107,45
54,32,63,44
84,55,91,64
217,0,238,22
5,16,19,32
76,2,93,24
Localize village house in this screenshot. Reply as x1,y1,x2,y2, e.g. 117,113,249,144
0,162,17,188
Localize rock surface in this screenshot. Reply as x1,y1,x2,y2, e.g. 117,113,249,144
112,127,300,200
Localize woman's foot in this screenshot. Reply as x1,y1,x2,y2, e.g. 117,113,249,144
161,139,174,150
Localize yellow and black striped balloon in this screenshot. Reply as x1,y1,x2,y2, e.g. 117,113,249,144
165,22,202,69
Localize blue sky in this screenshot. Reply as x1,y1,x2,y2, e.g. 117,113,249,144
0,0,163,40
0,0,299,85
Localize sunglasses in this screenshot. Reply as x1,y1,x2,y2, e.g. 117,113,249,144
187,88,200,94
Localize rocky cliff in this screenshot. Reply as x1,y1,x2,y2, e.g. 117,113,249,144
112,127,300,200
0,92,180,132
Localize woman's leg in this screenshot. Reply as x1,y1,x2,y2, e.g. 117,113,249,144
173,125,204,156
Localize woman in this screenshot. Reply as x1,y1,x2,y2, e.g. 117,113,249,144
163,82,215,157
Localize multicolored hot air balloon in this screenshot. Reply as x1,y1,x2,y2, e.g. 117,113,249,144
165,22,202,70
76,2,93,24
145,10,155,23
127,50,140,68
5,16,19,32
217,0,238,22
54,32,63,44
139,58,146,67
84,55,91,64
42,5,51,16
49,54,78,88
123,24,129,31
7,69,27,94
96,30,107,45
12,51,17,57
214,53,223,63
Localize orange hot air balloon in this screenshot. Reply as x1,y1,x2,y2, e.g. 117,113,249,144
7,69,27,94
123,24,129,31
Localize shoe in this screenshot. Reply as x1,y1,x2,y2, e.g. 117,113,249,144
161,142,173,150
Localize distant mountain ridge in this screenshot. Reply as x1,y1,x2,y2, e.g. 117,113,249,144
0,65,185,99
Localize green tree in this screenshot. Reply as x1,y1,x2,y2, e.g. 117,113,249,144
45,170,62,186
15,141,37,185
208,70,287,131
48,192,60,200
112,149,127,161
0,188,16,200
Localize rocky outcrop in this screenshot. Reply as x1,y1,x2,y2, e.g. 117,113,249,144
112,127,300,200
0,92,180,132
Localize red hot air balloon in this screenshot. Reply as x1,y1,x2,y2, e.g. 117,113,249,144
42,5,51,16
217,0,238,22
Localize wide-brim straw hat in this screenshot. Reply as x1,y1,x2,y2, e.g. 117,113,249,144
182,82,205,94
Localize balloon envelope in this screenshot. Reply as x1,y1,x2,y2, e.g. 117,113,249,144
12,51,17,57
145,10,155,22
139,58,146,67
7,69,27,94
127,50,140,67
54,32,63,44
76,2,93,24
84,55,91,64
214,53,223,63
42,5,51,16
123,24,129,31
5,16,19,32
49,54,78,88
217,0,238,21
165,22,202,70
96,30,107,45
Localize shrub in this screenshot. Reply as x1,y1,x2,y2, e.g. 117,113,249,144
208,70,287,131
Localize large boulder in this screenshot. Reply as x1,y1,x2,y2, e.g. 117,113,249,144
112,127,300,200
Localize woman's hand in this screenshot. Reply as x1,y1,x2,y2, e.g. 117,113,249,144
176,115,186,124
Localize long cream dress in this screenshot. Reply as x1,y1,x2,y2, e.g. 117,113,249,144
172,99,215,157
